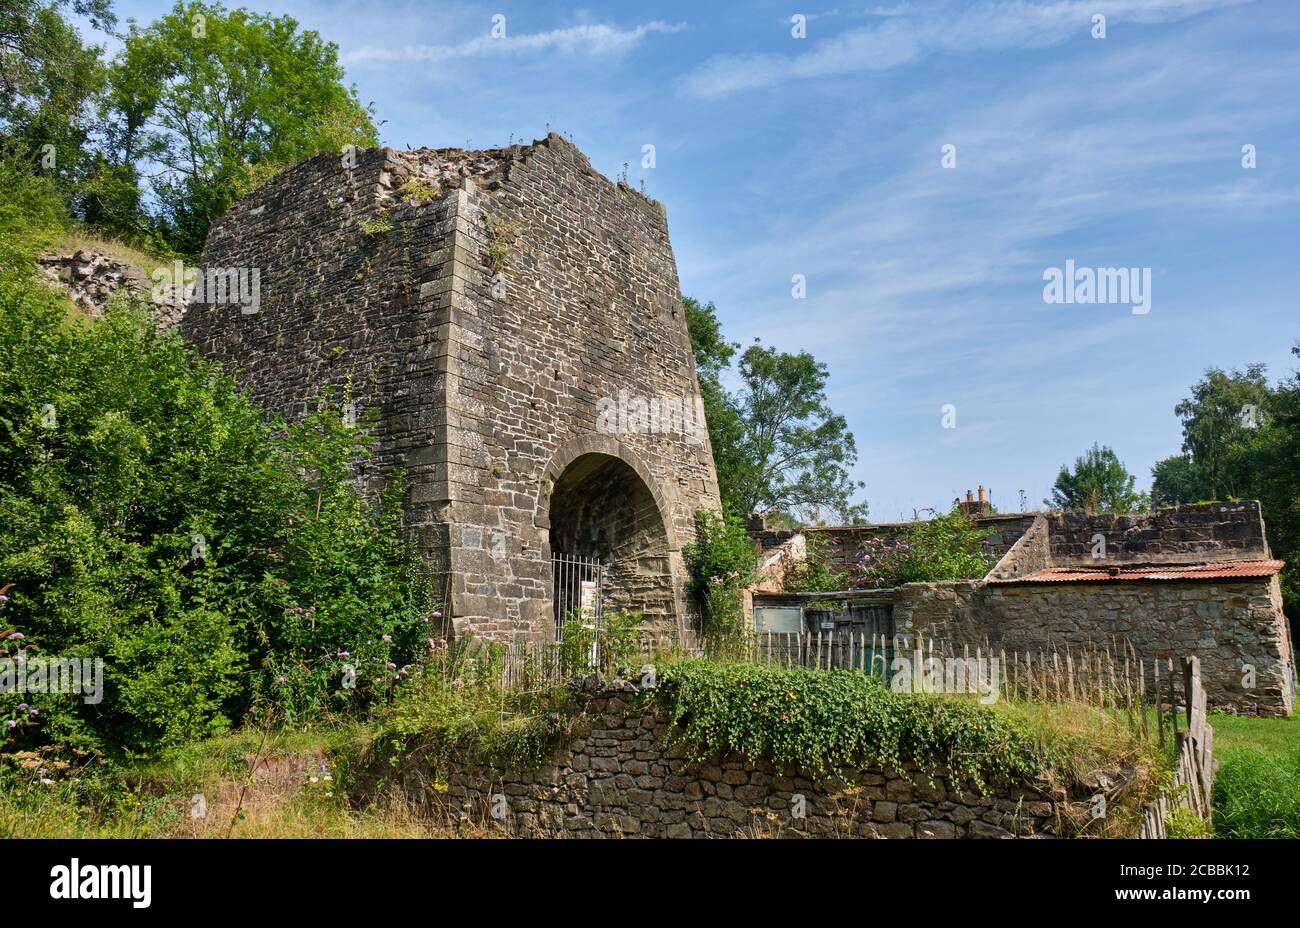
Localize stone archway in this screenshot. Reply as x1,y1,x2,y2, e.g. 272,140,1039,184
537,437,681,637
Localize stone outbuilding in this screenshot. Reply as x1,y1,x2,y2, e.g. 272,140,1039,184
752,502,1294,716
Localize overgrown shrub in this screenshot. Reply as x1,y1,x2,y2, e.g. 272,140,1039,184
787,507,994,591
682,511,757,656
362,636,570,786
0,277,432,757
558,611,644,678
0,147,68,271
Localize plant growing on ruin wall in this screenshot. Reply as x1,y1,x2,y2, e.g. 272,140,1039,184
400,177,440,203
558,611,645,678
485,214,522,274
788,507,994,591
683,511,758,657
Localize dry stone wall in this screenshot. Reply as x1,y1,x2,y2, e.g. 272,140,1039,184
37,250,187,329
379,683,1085,839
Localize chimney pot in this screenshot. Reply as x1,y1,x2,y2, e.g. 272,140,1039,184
978,485,987,504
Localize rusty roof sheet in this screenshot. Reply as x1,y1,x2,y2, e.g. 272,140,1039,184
990,560,1285,585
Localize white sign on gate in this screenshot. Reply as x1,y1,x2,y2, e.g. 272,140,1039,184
579,580,599,620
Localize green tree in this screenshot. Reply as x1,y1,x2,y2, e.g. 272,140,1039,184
1173,365,1272,501
733,342,866,522
1046,443,1145,514
0,0,112,190
1248,347,1300,614
683,297,745,510
105,1,376,254
682,298,866,522
0,273,431,756
1150,453,1204,506
0,143,67,268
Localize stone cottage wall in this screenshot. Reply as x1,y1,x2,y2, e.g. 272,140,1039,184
381,685,1087,838
982,576,1293,716
893,574,1293,716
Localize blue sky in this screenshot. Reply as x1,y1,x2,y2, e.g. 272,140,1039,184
96,0,1300,520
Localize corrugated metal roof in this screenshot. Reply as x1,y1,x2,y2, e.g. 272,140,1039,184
990,560,1284,585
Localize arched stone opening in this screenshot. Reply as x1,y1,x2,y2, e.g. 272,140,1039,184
546,452,674,633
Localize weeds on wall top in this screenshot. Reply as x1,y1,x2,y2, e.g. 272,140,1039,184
400,178,440,203
654,659,1044,793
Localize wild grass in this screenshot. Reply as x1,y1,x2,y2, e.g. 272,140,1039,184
50,229,172,277
1209,712,1300,838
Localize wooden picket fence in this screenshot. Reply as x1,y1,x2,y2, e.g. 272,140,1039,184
1138,655,1216,838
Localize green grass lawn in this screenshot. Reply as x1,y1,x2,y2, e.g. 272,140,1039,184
1209,711,1300,839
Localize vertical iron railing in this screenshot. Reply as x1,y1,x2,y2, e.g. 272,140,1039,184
552,553,606,668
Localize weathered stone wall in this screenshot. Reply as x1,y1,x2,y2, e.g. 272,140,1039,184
893,581,986,646
183,147,461,580
445,137,720,640
893,574,1293,716
382,684,1086,838
988,514,1052,581
982,575,1294,716
1048,502,1270,565
803,513,1038,577
181,136,721,642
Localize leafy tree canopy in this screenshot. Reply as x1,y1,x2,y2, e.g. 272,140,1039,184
103,0,377,253
683,297,866,523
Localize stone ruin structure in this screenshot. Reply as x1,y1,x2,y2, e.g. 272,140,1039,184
180,135,721,642
37,250,189,329
752,501,1295,716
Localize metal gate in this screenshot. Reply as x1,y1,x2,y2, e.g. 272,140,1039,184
552,552,605,638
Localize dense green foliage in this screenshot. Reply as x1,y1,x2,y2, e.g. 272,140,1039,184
103,1,376,253
1150,357,1300,615
785,507,993,591
682,510,758,653
0,273,432,757
1045,442,1146,514
0,148,67,269
655,660,1043,791
1,0,376,256
683,296,866,522
0,0,112,196
557,611,644,678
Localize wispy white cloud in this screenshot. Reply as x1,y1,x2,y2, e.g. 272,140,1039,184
680,0,1254,98
343,20,686,65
